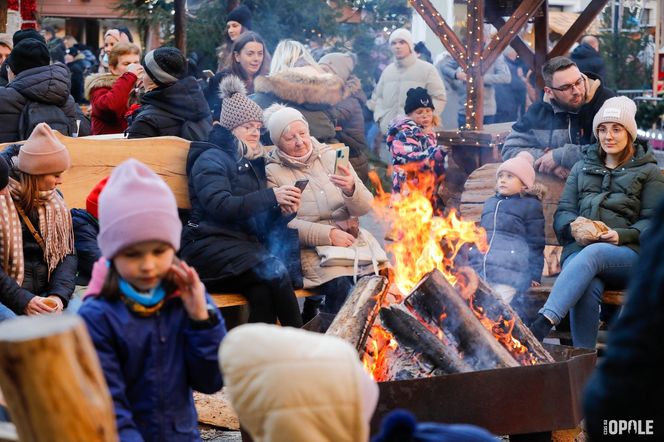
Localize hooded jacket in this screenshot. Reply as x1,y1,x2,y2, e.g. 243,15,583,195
265,141,374,288
219,323,379,442
554,141,664,263
252,66,345,144
0,63,91,142
126,76,212,141
85,72,138,135
570,43,606,82
180,126,297,286
79,294,225,442
369,52,447,134
501,73,615,169
468,186,546,294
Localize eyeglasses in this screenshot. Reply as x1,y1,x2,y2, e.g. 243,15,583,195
549,77,584,93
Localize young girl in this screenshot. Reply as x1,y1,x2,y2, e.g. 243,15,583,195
530,97,664,348
469,152,545,306
386,87,446,196
0,123,77,321
79,159,226,441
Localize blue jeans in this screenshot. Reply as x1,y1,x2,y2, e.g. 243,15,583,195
0,303,16,322
540,243,637,348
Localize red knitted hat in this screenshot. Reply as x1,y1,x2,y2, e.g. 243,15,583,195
86,176,109,220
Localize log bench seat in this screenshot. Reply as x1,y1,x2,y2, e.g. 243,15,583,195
210,289,315,308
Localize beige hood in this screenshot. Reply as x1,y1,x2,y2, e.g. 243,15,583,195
219,323,379,442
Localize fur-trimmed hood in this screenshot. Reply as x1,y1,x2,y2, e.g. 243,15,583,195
345,75,366,103
84,72,120,100
254,66,346,106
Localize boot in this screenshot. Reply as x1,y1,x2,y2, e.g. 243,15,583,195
529,314,554,342
301,298,322,324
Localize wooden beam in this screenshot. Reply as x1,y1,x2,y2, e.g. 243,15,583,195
534,5,548,89
482,0,545,73
487,15,535,72
411,0,467,70
465,0,485,130
549,0,610,58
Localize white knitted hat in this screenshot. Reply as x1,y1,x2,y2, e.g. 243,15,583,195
593,96,638,141
389,28,414,52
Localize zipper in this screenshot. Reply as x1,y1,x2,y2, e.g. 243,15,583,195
482,198,503,280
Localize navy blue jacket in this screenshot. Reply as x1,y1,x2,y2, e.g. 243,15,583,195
71,208,101,285
570,43,606,82
79,294,226,442
181,126,301,287
469,192,545,294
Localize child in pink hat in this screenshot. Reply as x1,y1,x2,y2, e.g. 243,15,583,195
468,152,545,312
78,159,226,441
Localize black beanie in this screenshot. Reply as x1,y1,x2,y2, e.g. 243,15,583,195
0,156,9,190
143,47,187,86
404,87,435,115
6,38,50,75
13,28,46,46
227,5,252,30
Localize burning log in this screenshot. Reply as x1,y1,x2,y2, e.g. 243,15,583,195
380,306,472,374
326,275,389,352
473,279,555,364
0,315,117,442
406,269,519,370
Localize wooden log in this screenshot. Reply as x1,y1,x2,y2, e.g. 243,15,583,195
474,279,555,364
405,269,519,370
380,306,472,374
326,275,389,352
0,315,117,442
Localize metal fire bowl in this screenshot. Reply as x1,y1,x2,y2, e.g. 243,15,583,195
370,344,597,436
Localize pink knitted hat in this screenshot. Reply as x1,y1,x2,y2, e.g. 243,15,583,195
497,152,536,188
98,159,181,258
17,123,70,175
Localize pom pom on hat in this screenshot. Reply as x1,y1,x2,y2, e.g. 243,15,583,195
219,75,264,130
404,87,434,115
86,176,109,220
17,123,71,175
263,103,308,145
372,409,417,442
593,96,638,141
497,151,536,189
98,159,181,258
389,28,414,53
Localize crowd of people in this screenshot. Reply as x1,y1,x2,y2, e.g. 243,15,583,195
0,3,661,440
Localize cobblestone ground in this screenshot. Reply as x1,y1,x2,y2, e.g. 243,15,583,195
199,425,241,441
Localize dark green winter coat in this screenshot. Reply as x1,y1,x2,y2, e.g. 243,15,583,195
554,141,664,263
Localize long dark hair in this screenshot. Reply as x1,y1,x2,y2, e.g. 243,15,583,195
229,31,271,85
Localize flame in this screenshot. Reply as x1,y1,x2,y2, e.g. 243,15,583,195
362,324,397,382
369,165,488,294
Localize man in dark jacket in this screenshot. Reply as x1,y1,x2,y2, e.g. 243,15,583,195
126,47,212,141
583,198,664,440
0,38,91,142
501,56,614,179
570,35,606,82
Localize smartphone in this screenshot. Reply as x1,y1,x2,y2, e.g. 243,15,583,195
334,145,350,175
294,179,309,191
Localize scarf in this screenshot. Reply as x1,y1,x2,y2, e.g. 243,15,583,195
276,144,314,167
0,178,74,285
119,278,170,317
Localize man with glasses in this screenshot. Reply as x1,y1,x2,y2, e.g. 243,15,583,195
501,56,614,179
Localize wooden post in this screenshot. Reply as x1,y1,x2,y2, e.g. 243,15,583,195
534,4,549,90
411,0,467,70
465,0,485,130
174,0,187,56
0,316,118,442
0,0,7,33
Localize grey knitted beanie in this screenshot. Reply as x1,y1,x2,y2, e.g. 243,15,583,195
219,75,264,130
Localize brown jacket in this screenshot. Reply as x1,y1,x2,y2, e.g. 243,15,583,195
265,141,374,288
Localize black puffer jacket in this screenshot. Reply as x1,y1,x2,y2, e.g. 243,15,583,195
180,126,299,286
570,43,606,82
0,145,78,314
0,63,91,142
126,76,212,141
71,208,101,286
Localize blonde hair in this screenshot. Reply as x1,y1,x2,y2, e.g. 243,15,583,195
16,172,41,214
108,42,141,68
269,39,321,75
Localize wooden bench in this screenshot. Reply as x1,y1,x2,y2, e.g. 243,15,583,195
1,133,317,308
459,162,625,306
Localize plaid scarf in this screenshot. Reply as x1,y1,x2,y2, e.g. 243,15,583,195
0,178,74,285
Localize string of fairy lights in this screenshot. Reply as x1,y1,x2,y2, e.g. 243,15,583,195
409,0,537,141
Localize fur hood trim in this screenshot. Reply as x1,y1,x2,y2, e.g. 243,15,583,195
523,182,547,200
345,75,366,102
254,66,346,106
84,73,120,100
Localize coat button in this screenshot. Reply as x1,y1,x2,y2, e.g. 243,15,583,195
160,336,166,343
